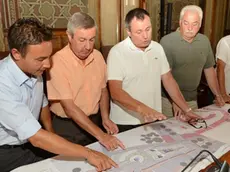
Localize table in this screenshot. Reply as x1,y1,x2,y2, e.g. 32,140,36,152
12,104,230,172
201,151,230,172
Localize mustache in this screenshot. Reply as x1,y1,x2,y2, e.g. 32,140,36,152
185,31,194,34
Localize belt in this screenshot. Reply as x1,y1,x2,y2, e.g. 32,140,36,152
0,143,28,149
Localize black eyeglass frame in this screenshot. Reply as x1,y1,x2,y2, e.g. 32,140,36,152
188,119,207,129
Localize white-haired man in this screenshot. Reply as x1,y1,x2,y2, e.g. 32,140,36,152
160,5,225,117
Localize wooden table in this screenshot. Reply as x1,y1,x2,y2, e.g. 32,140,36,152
200,151,230,172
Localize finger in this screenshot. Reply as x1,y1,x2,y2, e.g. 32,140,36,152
155,114,166,120
109,141,117,151
108,158,118,168
106,129,111,134
113,126,119,134
213,99,221,107
115,138,126,150
103,142,112,151
103,125,110,134
174,110,179,117
104,160,112,170
96,162,102,172
100,160,107,171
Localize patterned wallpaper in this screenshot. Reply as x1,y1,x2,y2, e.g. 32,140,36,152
0,0,89,50
19,0,88,28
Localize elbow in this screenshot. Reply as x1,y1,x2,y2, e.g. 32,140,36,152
110,91,120,102
29,135,41,148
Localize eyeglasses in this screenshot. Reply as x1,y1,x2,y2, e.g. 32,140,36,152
188,119,207,129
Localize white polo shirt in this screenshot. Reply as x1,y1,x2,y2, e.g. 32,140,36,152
216,35,230,94
107,37,170,125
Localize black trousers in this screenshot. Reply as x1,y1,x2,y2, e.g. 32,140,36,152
52,111,104,146
0,143,44,172
117,124,144,133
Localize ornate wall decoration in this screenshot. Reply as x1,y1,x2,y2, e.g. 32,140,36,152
19,0,88,28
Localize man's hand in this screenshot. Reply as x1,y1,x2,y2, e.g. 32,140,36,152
137,104,167,123
98,133,125,151
178,110,202,122
222,94,230,104
86,148,118,171
172,102,183,117
213,95,225,107
102,119,119,135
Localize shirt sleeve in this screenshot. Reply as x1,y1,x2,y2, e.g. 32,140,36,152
159,44,171,75
216,38,229,63
46,54,73,100
107,48,125,81
42,94,48,107
204,38,215,69
98,51,107,88
0,84,41,141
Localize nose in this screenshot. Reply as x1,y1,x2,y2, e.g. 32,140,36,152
188,24,193,31
85,41,91,50
143,31,148,39
43,58,51,69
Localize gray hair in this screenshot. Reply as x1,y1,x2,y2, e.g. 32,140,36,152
67,12,96,37
180,5,203,23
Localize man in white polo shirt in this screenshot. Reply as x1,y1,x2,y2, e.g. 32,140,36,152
107,8,201,132
216,35,230,103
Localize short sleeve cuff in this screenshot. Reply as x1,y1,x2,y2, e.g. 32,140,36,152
216,56,227,63
16,118,41,141
48,94,73,100
107,77,123,81
42,94,49,107
161,67,170,75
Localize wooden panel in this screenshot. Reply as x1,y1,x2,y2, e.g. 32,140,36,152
100,0,120,46
0,51,9,60
3,28,68,53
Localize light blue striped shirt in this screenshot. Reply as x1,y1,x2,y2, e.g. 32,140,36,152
0,55,48,145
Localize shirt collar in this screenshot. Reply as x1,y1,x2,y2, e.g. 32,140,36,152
7,54,37,87
126,37,153,52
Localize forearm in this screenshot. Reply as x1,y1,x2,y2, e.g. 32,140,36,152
217,64,227,95
40,105,54,132
61,101,105,140
111,89,155,113
204,67,221,96
29,129,89,158
100,87,110,121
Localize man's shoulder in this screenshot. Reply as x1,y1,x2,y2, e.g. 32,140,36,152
219,35,230,44
196,33,210,42
0,65,18,96
52,45,70,59
92,49,103,57
150,40,163,48
161,31,178,40
92,49,106,62
110,39,127,53
160,31,179,46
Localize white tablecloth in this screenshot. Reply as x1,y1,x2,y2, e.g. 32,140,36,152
12,104,230,172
